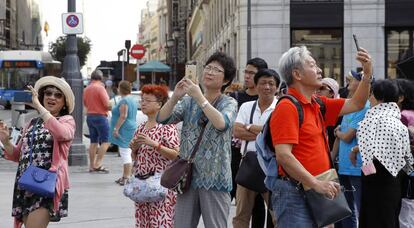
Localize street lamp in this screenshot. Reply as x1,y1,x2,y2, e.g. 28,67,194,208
166,38,175,89
171,29,180,88
63,0,87,166
117,49,126,80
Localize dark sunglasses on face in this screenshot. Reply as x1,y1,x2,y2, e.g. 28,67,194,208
44,90,64,99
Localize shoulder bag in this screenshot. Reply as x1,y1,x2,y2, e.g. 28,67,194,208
18,118,57,198
124,172,168,203
235,101,267,193
161,95,222,194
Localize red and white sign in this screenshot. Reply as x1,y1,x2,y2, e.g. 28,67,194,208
130,44,146,59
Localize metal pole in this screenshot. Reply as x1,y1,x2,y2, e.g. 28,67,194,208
247,0,252,61
63,0,87,166
121,49,125,81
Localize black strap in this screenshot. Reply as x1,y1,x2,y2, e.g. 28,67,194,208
242,101,257,156
28,118,40,164
277,95,304,127
188,95,223,161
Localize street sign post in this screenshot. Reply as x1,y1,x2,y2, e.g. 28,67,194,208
130,44,146,89
130,44,146,59
62,13,83,34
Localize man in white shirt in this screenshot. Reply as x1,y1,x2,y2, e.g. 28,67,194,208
232,68,280,228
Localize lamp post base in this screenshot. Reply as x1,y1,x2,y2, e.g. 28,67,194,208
68,143,88,166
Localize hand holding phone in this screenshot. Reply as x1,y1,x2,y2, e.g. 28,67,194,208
353,34,361,51
185,64,198,84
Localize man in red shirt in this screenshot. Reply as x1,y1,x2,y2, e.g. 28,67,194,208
270,46,373,227
84,70,110,173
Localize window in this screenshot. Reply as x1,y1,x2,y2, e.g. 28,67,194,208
386,28,414,79
291,29,343,85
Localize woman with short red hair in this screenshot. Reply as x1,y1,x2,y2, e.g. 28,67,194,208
129,84,180,227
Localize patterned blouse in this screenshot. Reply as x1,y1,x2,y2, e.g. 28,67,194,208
357,102,414,176
158,95,238,192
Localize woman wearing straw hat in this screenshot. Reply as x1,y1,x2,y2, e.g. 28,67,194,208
0,76,75,228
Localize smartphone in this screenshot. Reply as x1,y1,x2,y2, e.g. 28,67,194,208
185,64,198,84
353,34,361,51
13,91,32,103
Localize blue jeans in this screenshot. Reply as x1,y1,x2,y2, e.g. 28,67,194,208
338,175,362,228
271,179,316,228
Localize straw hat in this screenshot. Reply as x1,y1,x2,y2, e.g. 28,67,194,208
34,76,75,114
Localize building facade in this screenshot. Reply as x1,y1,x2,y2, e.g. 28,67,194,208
0,0,42,50
181,0,414,86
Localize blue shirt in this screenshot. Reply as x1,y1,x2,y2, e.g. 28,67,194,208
158,95,237,192
338,101,370,176
109,95,138,148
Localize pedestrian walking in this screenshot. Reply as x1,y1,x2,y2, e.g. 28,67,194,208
0,76,75,228
270,45,373,227
84,70,111,173
129,84,180,227
157,52,238,228
353,79,414,228
232,68,280,228
109,80,138,185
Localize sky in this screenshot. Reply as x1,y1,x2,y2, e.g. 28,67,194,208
39,0,148,76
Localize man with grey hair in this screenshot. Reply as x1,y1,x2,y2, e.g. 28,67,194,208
269,46,373,226
84,69,111,173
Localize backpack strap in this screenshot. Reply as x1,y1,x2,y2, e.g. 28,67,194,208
276,95,304,127
314,96,326,118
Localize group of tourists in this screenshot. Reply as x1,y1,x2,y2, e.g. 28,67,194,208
2,44,413,228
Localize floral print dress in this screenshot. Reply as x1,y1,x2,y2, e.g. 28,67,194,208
133,122,179,228
12,118,68,222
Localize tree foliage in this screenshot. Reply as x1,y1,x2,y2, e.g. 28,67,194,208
49,36,92,68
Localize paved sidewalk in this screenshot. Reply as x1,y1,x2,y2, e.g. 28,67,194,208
0,152,235,227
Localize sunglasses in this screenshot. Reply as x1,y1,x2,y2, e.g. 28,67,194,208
319,86,333,93
44,90,64,99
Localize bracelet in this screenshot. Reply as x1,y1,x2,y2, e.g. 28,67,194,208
156,143,162,151
246,124,252,132
200,100,209,109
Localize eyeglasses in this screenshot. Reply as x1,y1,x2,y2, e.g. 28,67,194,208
203,65,224,74
140,99,159,104
244,69,257,75
44,90,64,99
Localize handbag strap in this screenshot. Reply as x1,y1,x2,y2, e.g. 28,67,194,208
188,95,223,161
242,101,257,156
315,99,335,169
28,118,40,164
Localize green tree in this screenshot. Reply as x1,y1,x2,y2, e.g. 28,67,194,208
49,36,92,68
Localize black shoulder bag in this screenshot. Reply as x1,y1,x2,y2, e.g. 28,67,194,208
235,101,267,193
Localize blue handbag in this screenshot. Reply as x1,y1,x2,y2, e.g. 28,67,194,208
18,119,57,198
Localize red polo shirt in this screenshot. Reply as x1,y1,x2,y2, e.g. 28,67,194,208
270,88,345,176
83,81,109,116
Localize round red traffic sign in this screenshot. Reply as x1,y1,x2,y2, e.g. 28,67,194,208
130,44,146,59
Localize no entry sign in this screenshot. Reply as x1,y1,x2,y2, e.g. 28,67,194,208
130,44,146,59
